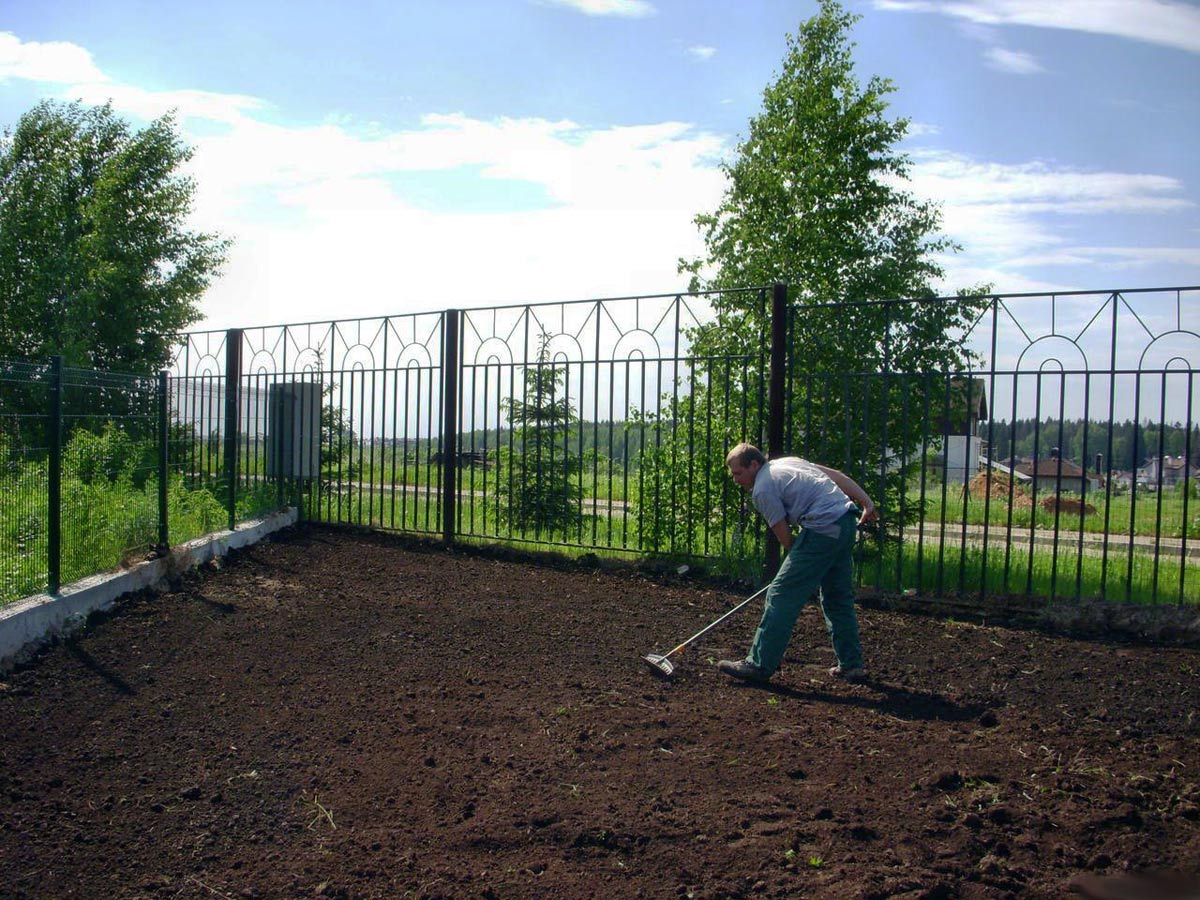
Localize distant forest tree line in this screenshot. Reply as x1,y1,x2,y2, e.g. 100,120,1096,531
459,419,654,464
368,417,1200,477
984,418,1200,472
371,420,656,466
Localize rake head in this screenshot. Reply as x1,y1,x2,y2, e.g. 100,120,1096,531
641,653,675,678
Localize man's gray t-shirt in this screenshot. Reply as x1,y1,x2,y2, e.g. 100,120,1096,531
751,457,856,538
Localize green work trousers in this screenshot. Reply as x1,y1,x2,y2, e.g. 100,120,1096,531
746,511,863,675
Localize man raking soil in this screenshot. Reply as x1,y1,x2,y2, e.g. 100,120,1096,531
716,442,877,684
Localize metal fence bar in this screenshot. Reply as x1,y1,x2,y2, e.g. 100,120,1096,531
47,357,63,593
158,370,169,550
441,309,460,545
223,329,242,531
766,283,787,577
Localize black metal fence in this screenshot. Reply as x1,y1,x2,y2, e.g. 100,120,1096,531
171,292,765,557
4,285,1195,607
1,359,163,601
0,357,288,605
168,285,1198,607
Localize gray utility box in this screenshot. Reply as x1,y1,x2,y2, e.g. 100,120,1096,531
267,382,321,479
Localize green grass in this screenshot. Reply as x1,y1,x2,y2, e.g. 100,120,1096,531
914,484,1199,540
859,537,1199,606
297,482,762,578
233,442,639,503
1,469,235,605
7,431,1196,609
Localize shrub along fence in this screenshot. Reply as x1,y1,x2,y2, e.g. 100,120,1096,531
168,285,1198,608
0,357,284,605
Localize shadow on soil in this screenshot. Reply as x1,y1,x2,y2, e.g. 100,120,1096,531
734,678,991,723
65,638,136,696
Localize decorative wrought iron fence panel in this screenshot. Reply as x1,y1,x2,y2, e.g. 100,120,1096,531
171,312,449,536
169,284,1199,607
781,287,1199,606
454,289,768,558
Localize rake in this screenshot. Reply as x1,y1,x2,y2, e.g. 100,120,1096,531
641,583,770,678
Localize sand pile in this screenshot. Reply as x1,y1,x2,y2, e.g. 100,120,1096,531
968,470,1033,508
1041,494,1097,516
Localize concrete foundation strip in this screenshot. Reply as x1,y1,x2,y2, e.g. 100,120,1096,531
0,507,298,673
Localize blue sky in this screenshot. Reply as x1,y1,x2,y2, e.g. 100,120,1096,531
1,0,1199,331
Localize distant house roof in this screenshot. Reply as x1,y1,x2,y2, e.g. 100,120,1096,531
1016,457,1086,478
936,377,989,434
1138,455,1193,474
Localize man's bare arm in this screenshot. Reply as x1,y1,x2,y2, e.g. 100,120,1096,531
770,519,793,550
813,464,878,525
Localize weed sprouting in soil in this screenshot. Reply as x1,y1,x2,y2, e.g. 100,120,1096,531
300,791,337,830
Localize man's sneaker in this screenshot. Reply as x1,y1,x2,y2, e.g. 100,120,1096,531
828,665,867,682
717,659,771,682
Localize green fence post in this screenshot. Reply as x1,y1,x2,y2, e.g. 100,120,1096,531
441,309,460,546
223,329,243,531
158,370,169,551
765,283,788,578
48,355,63,593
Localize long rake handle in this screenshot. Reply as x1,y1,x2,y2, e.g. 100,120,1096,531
665,584,770,658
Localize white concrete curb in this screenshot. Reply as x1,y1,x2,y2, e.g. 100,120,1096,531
0,507,299,673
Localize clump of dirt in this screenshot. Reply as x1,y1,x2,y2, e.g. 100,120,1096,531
1041,494,1097,516
1,523,1197,899
969,470,1033,508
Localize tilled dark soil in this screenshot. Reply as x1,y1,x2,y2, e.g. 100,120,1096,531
1,524,1197,900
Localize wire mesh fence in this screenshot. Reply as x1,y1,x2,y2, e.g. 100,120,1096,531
1,361,51,603
1,359,163,602
56,364,162,588
0,357,293,606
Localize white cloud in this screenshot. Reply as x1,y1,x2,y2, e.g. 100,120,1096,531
185,112,723,212
68,82,266,125
8,31,1132,336
0,32,263,124
185,113,727,328
3,30,1194,328
905,121,942,137
909,152,1188,216
984,46,1044,74
904,149,1197,290
0,34,724,329
688,45,717,60
872,0,1200,54
1061,245,1200,270
539,0,656,17
0,31,109,83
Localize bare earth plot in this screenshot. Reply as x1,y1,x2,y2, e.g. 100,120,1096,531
1,525,1197,900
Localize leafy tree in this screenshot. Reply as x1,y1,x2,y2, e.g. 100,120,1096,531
638,0,987,559
681,0,980,360
495,337,583,537
321,383,359,481
0,100,228,373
